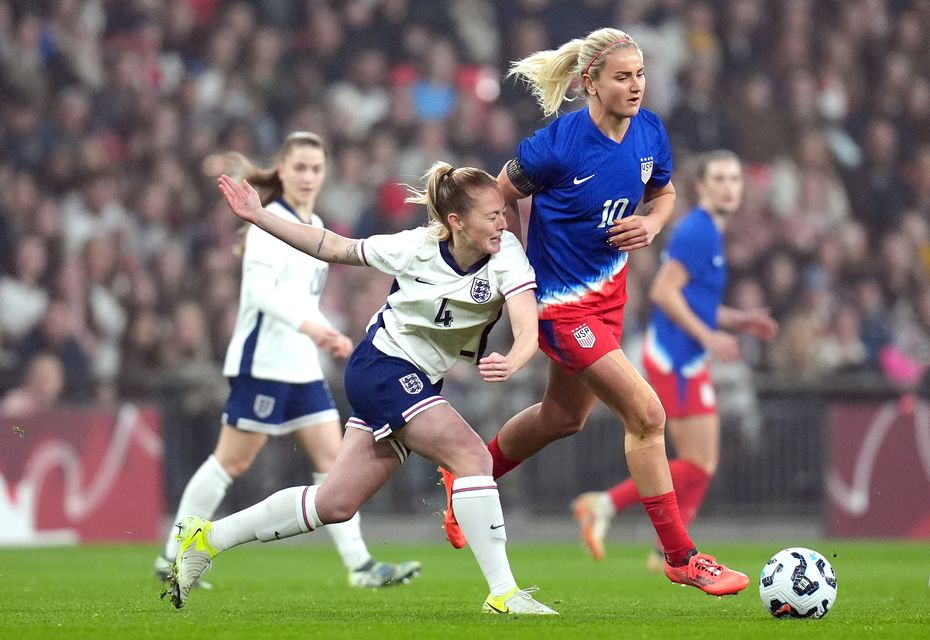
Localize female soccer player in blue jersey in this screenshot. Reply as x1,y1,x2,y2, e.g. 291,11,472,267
166,163,557,615
573,150,777,565
155,132,418,589
441,28,750,596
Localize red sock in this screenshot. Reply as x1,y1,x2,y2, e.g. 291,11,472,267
641,491,695,566
605,477,640,513
488,435,522,479
668,459,712,526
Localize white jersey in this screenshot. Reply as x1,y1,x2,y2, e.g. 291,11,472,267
223,200,332,383
357,227,536,382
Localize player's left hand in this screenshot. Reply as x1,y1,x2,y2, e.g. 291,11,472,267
607,214,661,252
740,308,778,341
478,352,515,383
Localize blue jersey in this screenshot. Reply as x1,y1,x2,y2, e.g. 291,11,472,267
517,106,672,318
647,208,727,372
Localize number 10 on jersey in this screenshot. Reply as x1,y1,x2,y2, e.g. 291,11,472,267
598,198,629,228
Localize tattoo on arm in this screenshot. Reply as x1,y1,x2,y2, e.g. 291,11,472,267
314,229,326,256
340,243,359,264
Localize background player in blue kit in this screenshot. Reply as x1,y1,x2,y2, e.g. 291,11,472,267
154,132,419,589
440,28,749,596
166,162,558,615
573,150,778,565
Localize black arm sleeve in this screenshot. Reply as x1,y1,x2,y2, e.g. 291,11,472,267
505,158,542,196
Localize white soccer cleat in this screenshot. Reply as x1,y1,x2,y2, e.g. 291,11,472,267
348,559,422,588
154,554,213,590
572,491,612,561
165,515,217,609
482,586,559,615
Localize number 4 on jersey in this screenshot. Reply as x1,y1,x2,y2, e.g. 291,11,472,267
434,298,454,327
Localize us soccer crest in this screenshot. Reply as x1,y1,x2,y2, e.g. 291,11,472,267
640,156,654,184
399,373,424,395
470,277,492,303
253,394,276,419
572,324,596,349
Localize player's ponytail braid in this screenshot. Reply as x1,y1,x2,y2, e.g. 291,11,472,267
405,162,498,240
508,27,639,117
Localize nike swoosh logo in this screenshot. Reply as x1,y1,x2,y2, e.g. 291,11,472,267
414,277,435,285
573,174,595,185
490,523,505,530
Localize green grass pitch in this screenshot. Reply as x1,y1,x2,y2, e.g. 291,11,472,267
1,541,927,639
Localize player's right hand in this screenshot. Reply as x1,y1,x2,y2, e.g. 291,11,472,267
326,333,354,359
478,352,515,383
300,321,353,358
703,330,740,363
218,175,263,224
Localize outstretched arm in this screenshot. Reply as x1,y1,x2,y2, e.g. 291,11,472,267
218,175,363,266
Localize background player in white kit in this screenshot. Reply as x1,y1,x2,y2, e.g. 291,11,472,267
154,132,419,589
165,162,557,615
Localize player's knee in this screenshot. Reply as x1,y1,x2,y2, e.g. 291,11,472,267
550,413,586,439
647,400,666,433
448,443,492,477
319,496,358,524
627,399,665,442
216,455,254,478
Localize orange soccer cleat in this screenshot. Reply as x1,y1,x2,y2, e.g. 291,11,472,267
664,552,750,596
439,467,467,549
571,492,610,561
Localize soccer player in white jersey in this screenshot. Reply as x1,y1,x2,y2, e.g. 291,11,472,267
165,162,557,615
154,132,419,590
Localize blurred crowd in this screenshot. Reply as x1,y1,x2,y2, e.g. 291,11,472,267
2,0,929,425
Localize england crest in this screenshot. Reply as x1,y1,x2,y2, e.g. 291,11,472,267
470,277,492,303
640,156,654,184
399,373,424,395
253,394,276,419
573,324,596,349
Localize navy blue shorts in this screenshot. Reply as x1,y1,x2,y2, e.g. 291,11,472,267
343,338,447,441
222,375,339,435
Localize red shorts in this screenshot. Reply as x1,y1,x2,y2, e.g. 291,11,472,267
538,306,625,374
642,351,717,418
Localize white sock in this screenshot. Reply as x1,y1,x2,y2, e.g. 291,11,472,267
313,472,372,571
598,492,617,517
452,476,517,597
209,485,322,553
163,455,232,560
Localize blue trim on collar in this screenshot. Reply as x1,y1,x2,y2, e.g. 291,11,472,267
275,198,310,224
439,239,491,275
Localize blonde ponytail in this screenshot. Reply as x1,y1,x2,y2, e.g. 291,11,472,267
508,27,639,117
404,162,498,239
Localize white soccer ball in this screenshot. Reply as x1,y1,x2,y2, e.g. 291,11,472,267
759,547,837,619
